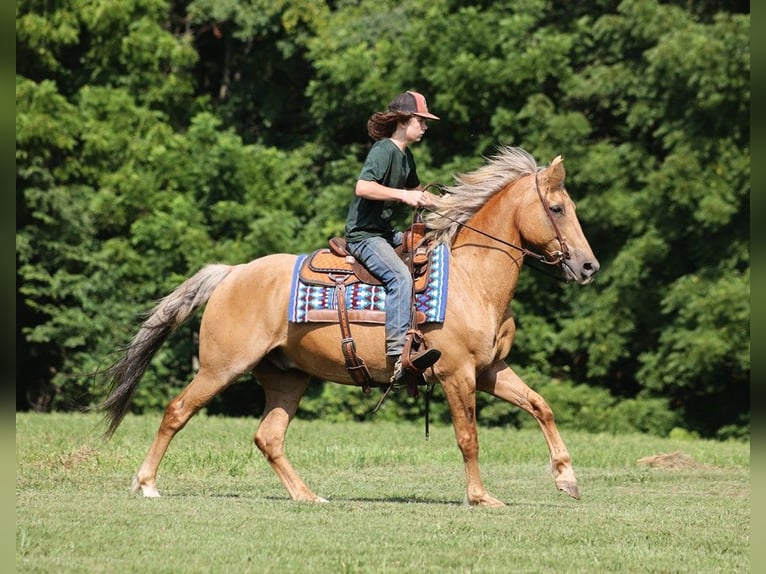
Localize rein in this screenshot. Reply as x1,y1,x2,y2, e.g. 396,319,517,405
423,173,570,270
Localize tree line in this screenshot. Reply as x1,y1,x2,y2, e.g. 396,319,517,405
16,0,750,438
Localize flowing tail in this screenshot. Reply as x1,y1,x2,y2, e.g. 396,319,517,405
100,264,233,437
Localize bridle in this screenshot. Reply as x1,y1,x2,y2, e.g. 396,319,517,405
423,172,571,267
532,173,571,263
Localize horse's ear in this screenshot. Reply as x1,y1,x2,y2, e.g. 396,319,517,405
544,155,565,189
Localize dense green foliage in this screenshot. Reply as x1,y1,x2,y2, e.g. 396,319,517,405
16,1,749,438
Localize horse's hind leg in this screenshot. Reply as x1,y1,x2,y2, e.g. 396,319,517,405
252,364,324,502
131,367,235,497
477,362,580,499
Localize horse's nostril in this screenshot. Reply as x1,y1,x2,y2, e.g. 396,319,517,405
585,261,600,274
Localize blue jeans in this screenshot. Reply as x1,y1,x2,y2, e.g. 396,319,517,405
346,233,412,356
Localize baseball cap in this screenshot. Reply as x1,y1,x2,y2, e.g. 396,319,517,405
388,91,440,120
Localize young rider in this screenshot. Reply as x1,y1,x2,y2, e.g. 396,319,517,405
344,91,442,385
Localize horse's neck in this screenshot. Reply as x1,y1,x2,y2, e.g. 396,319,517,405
450,188,524,312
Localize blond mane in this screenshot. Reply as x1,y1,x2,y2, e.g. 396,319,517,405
424,146,538,245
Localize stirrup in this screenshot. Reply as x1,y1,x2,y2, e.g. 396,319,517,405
389,348,441,386
389,358,425,387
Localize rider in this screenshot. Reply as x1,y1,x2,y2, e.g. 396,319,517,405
344,91,442,385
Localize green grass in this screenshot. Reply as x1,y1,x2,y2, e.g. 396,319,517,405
17,412,749,573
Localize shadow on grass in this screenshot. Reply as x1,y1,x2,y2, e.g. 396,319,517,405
161,491,580,509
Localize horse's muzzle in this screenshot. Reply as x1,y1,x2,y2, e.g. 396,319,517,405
562,256,600,284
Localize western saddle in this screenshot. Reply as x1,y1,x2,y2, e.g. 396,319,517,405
297,221,433,392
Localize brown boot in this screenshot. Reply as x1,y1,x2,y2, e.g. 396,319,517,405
408,347,441,371
390,348,441,386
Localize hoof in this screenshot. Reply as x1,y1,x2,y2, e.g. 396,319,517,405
557,480,580,500
131,474,160,498
293,493,329,503
464,494,506,508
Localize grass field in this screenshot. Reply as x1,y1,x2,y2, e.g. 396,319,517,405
16,412,749,573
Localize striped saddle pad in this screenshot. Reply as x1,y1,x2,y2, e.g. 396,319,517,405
288,243,449,324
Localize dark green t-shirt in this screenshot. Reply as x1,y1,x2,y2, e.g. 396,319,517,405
344,139,420,242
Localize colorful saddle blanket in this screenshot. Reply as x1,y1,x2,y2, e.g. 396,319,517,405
288,243,449,324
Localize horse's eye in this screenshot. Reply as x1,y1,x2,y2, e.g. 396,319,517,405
550,204,564,215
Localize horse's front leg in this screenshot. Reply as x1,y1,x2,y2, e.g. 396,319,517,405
477,362,580,499
441,370,505,508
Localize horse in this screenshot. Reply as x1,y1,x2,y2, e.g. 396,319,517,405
101,146,599,507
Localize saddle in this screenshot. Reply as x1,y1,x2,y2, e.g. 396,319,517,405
298,222,434,392
298,228,431,292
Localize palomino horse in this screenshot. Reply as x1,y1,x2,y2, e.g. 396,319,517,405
102,146,599,507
